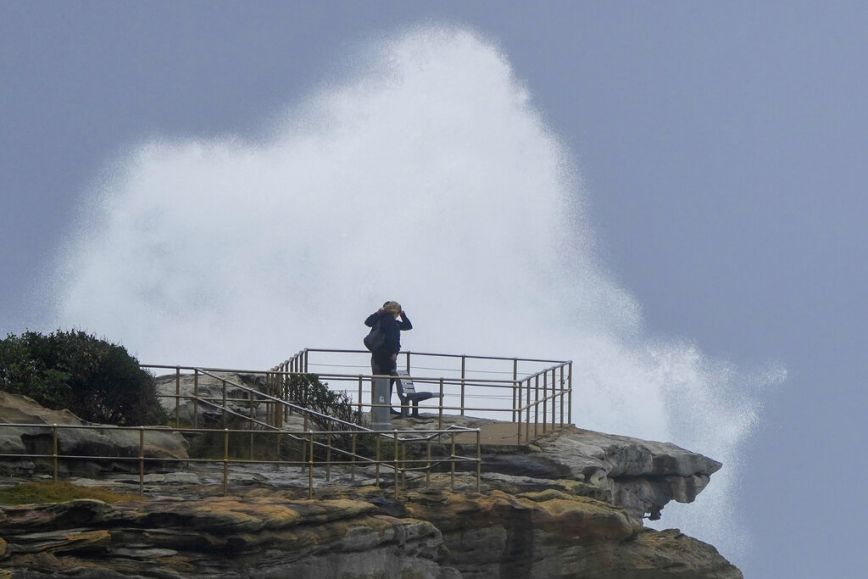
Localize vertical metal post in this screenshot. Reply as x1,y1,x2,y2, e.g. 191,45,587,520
534,374,540,439
405,351,411,373
174,367,180,426
222,379,227,428
559,364,564,428
139,427,145,495
249,390,255,459
517,410,522,445
325,425,332,482
450,431,456,491
512,358,518,422
525,377,532,443
52,424,59,482
222,428,229,495
426,439,432,488
375,437,381,489
476,429,482,492
275,432,282,468
308,432,314,499
193,370,199,429
357,375,363,415
303,349,309,373
542,371,548,433
351,433,357,482
460,356,466,416
553,368,559,430
301,415,309,471
438,378,444,430
393,430,399,500
568,362,573,425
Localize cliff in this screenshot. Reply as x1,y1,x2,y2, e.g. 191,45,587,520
0,392,741,578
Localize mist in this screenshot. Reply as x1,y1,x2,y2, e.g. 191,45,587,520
50,26,781,561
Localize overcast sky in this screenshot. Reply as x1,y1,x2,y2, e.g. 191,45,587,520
2,2,867,577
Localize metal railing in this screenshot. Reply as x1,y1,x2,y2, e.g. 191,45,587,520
0,348,570,498
0,422,481,499
271,348,573,444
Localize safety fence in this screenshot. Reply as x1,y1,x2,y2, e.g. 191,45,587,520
0,349,570,498
271,348,573,444
0,422,480,499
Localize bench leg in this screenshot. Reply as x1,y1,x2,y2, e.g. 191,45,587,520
412,401,420,418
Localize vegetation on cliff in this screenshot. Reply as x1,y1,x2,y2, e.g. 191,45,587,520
0,330,165,425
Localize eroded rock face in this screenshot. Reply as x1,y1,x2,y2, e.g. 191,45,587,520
0,395,739,577
0,489,741,579
0,392,188,477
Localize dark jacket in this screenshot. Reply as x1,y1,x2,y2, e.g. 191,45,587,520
364,311,412,355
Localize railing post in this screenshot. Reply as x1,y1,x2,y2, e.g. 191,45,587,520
512,358,518,422
193,369,199,429
534,374,540,440
542,371,548,433
302,414,309,471
139,427,145,495
450,431,456,491
222,379,228,428
326,424,332,482
52,424,59,482
476,428,482,492
275,431,281,468
438,378,444,430
460,355,466,416
357,375,363,416
223,428,229,495
552,368,558,430
426,439,432,488
406,351,411,374
393,430,399,500
303,349,309,373
351,433,357,482
525,377,531,443
568,362,573,426
174,367,180,426
460,378,466,417
375,436,381,489
308,432,314,499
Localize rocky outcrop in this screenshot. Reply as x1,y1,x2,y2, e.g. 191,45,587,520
393,414,721,521
0,488,740,578
0,394,739,577
0,392,188,477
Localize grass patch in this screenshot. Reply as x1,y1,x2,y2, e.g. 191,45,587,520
0,481,143,505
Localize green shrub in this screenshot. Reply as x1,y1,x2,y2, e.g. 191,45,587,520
0,330,166,426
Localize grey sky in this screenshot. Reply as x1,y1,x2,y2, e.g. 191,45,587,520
2,2,867,577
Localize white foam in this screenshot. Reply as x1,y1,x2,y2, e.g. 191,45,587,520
51,25,781,563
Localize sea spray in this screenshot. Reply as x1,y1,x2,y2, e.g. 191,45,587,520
51,26,779,561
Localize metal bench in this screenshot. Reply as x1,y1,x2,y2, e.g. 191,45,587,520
395,370,443,418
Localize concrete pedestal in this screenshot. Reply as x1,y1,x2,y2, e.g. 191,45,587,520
371,376,392,431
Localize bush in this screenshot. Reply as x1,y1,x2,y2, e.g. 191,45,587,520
0,330,165,426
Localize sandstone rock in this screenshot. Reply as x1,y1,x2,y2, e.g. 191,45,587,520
0,392,188,476
0,488,741,578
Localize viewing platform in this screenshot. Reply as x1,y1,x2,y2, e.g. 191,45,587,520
0,348,572,498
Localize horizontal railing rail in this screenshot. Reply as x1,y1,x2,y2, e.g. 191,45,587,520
0,422,481,499
269,348,573,444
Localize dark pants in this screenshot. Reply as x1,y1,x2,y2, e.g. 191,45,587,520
371,353,397,410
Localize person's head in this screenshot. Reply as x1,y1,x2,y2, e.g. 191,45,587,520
382,301,402,317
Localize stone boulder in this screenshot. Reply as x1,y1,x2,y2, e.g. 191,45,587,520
0,392,188,476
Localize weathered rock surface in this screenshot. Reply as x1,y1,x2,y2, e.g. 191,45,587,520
0,394,740,577
0,488,740,578
394,414,721,521
0,392,188,477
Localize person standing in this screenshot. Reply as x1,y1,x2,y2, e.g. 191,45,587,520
364,301,412,415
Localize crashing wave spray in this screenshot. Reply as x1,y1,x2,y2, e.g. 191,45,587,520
51,26,781,560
